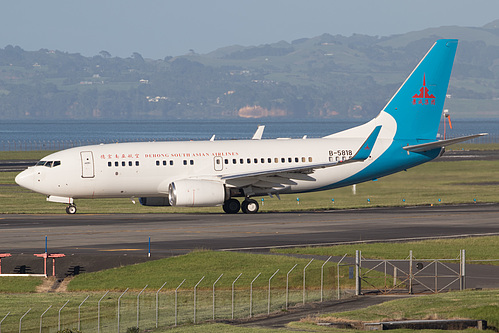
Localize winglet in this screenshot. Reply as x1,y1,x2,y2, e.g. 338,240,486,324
350,125,382,161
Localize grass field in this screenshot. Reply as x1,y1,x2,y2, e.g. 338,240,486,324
272,236,499,265
299,289,499,330
0,241,497,332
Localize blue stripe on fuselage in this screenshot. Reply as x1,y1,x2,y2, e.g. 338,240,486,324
312,142,442,192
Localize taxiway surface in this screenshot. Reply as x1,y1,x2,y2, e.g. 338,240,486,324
1,203,498,255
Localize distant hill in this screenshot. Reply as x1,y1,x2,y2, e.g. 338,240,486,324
1,21,499,120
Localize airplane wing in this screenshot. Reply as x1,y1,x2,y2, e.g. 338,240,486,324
403,133,487,152
220,126,381,194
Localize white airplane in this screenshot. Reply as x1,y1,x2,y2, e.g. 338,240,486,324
15,39,485,214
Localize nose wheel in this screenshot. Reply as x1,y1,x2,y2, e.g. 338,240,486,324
66,204,77,214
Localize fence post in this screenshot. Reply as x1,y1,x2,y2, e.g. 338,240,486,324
1,312,10,333
213,274,223,320
77,295,89,332
409,250,413,294
175,279,186,326
58,300,70,331
117,288,129,333
137,285,148,329
19,308,31,333
461,249,466,290
39,305,51,333
321,256,332,302
303,259,314,304
250,272,261,317
231,273,242,319
286,264,297,310
97,290,109,333
355,251,361,295
156,282,167,328
268,269,279,314
337,254,347,300
194,276,205,324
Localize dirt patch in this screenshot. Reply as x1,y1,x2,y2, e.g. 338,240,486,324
36,277,56,293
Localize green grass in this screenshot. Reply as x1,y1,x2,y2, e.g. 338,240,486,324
272,236,499,265
0,277,43,292
0,150,55,160
67,250,356,292
2,158,499,214
309,289,499,329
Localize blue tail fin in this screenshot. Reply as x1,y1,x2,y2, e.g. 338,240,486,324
383,39,457,141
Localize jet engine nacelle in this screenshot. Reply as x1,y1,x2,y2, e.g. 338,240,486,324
168,179,226,207
139,197,171,206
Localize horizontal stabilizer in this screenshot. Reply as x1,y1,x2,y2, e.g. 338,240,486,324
403,133,488,152
350,125,382,161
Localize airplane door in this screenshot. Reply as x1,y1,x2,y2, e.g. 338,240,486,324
80,151,95,178
214,156,223,171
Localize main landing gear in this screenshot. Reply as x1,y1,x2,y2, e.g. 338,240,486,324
65,204,77,215
222,198,259,214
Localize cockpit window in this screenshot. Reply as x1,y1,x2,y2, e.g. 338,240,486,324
36,160,61,168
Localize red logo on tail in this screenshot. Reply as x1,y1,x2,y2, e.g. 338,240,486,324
413,74,436,105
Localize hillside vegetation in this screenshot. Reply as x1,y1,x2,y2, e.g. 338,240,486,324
2,21,499,120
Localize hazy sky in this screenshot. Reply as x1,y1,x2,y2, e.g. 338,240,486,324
2,0,498,59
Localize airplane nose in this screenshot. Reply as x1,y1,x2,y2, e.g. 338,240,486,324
15,169,34,190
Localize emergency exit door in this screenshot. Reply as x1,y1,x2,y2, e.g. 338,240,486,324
80,151,95,178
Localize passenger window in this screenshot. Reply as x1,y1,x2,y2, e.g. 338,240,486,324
288,157,292,163
225,159,229,164
108,162,112,167
261,158,265,163
240,159,244,164
122,161,126,167
216,159,221,165
309,157,313,162
170,160,173,166
183,160,187,165
190,160,194,165
302,157,305,162
163,160,167,166
281,158,285,163
156,161,160,166
254,158,258,164
136,161,140,166
115,161,119,167
233,159,237,164
129,161,132,166
268,158,272,163
247,158,251,164
295,157,299,163
274,158,278,163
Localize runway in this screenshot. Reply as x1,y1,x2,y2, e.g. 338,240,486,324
1,203,499,254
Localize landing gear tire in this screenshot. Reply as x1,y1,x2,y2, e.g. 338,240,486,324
241,199,259,214
223,199,240,214
66,205,77,215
